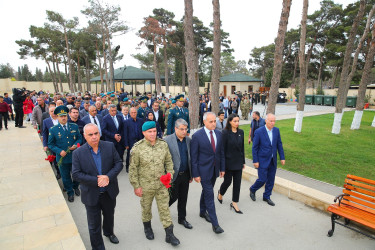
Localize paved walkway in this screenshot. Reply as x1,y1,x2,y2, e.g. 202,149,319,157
0,123,85,249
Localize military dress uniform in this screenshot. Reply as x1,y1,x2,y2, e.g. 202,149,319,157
48,107,82,199
167,95,190,135
137,96,149,119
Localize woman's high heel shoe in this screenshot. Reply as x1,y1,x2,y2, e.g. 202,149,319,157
217,190,223,204
230,203,243,214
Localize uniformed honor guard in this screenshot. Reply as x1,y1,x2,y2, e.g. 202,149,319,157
129,121,180,246
167,95,190,135
48,106,82,202
137,96,149,119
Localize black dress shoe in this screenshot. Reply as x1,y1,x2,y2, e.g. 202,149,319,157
200,212,211,223
106,234,119,244
74,188,80,196
68,195,74,202
230,203,243,214
263,198,275,206
178,219,193,229
217,190,223,204
250,191,256,201
18,126,26,128
212,225,224,234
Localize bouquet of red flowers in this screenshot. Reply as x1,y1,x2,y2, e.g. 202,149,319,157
45,154,56,163
160,172,172,188
37,130,41,134
57,143,80,167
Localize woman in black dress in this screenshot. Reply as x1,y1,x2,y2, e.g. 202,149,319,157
217,113,245,214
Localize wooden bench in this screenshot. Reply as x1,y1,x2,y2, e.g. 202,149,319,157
327,174,375,239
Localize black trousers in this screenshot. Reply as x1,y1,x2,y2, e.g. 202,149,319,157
14,105,23,127
0,112,8,128
219,169,243,203
169,171,190,220
85,192,116,250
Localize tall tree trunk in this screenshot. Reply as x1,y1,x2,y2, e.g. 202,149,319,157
63,56,69,85
153,40,162,95
332,0,366,134
102,33,110,91
266,0,292,114
181,58,186,93
292,53,298,86
351,22,375,130
317,40,327,90
52,60,62,93
163,39,169,93
72,65,77,92
331,66,339,89
96,41,104,93
294,0,308,133
77,55,82,92
211,0,221,116
105,25,115,92
45,58,58,93
54,54,63,92
184,0,200,131
63,25,74,92
86,58,91,92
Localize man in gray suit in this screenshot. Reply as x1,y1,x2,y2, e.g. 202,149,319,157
216,111,227,132
165,118,193,229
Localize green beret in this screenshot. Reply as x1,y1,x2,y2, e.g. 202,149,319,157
110,94,115,97
142,121,156,131
54,106,69,116
107,92,111,95
175,94,185,102
171,99,176,104
123,98,129,102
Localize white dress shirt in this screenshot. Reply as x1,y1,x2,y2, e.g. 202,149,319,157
203,126,217,148
90,115,102,136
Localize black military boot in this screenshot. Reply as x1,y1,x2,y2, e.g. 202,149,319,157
165,225,180,246
143,221,154,240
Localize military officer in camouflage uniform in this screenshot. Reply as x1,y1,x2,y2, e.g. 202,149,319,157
167,95,190,135
48,106,82,202
129,121,180,246
241,96,251,120
137,96,149,119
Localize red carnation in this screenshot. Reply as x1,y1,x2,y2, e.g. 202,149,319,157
45,155,56,163
37,130,41,134
77,143,80,148
160,173,172,189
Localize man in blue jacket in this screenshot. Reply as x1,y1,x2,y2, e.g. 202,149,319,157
250,113,285,206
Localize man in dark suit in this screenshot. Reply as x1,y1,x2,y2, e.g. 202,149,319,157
79,101,90,119
151,101,165,134
72,123,123,250
102,104,125,160
81,106,104,140
167,94,190,135
190,112,225,234
250,113,285,206
146,92,155,109
123,107,144,172
165,119,192,229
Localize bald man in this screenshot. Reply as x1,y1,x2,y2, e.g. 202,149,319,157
249,113,285,206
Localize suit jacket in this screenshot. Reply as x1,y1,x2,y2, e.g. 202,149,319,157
79,109,89,119
123,118,143,148
42,117,56,147
190,128,225,181
153,109,165,132
252,126,285,168
81,114,104,136
102,114,124,145
165,133,191,182
72,141,123,206
31,104,48,129
222,129,245,170
216,118,227,132
101,109,109,118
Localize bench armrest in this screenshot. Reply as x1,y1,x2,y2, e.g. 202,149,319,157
334,194,349,206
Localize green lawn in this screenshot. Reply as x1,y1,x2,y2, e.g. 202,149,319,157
240,110,375,187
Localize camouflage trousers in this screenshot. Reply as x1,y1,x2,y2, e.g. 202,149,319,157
140,186,172,228
242,109,249,120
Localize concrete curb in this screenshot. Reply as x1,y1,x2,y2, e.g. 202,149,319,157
242,166,335,213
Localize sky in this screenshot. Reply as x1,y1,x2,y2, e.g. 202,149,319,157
0,0,356,74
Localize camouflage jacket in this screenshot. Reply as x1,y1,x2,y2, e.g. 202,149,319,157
129,138,174,190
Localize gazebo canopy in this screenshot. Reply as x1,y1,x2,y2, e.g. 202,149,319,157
219,73,263,82
90,66,164,82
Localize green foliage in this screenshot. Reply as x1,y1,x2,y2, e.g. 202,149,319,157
241,111,375,186
316,85,325,95
0,63,15,78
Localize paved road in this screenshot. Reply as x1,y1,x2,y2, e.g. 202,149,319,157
64,167,373,250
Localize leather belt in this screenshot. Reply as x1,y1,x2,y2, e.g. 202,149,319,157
178,171,186,175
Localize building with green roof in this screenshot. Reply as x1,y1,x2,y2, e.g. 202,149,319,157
205,73,263,96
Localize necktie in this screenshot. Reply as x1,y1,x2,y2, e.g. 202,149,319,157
93,117,98,125
63,125,67,131
210,131,215,152
113,116,118,129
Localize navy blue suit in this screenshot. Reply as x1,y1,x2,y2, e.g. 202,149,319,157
250,126,285,199
72,141,123,250
42,118,55,147
102,114,125,160
123,118,144,168
191,128,225,227
82,114,104,138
